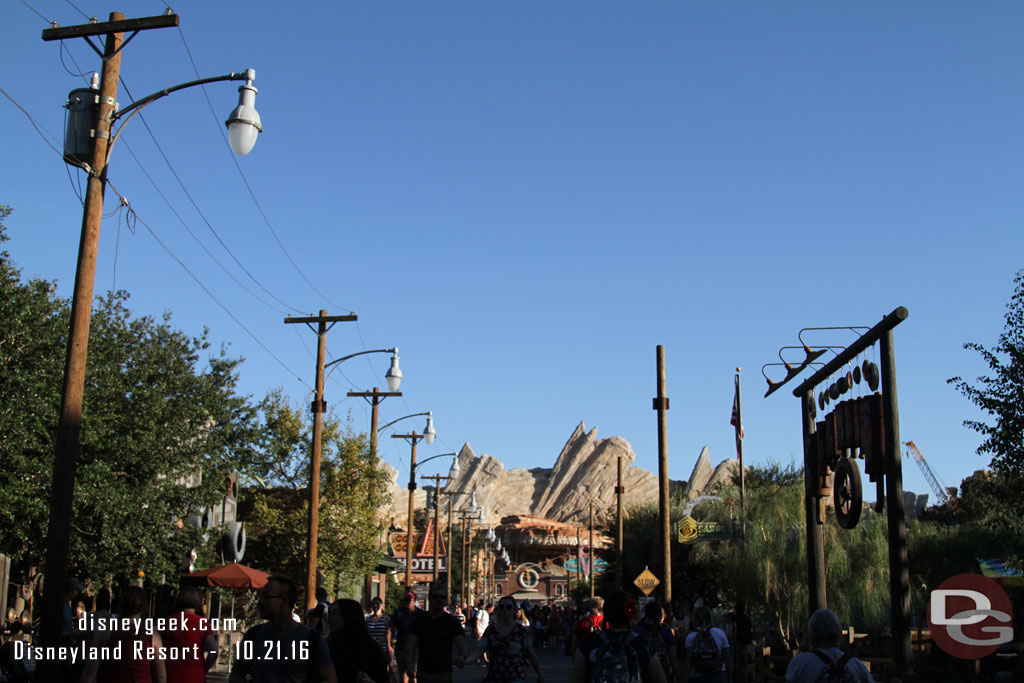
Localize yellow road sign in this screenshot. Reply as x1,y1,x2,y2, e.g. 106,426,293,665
633,567,660,596
677,515,698,544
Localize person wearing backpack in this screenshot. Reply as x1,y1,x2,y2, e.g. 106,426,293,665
570,591,667,683
784,609,871,683
633,602,679,683
681,606,730,683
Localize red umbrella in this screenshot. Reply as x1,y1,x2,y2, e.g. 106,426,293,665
180,563,270,589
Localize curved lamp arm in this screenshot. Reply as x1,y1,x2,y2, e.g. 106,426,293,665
324,347,401,391
109,69,262,155
378,411,430,435
418,451,458,470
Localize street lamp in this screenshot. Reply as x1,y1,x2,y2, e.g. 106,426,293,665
456,504,484,606
38,11,262,664
419,456,460,585
386,412,443,589
441,490,475,601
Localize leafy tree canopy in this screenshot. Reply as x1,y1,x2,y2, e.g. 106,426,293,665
949,269,1024,479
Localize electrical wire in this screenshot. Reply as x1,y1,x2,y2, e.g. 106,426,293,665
118,139,292,316
63,0,90,21
115,78,304,314
18,0,50,23
0,86,64,157
103,175,310,390
173,25,355,312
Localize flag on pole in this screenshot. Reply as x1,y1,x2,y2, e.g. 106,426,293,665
730,375,744,442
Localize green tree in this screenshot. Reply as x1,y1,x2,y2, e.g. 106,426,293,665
948,270,1024,478
0,205,261,583
244,392,391,598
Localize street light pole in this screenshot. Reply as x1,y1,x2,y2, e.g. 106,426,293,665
653,345,672,605
40,15,126,663
615,453,624,588
285,311,360,610
389,416,439,590
38,13,263,671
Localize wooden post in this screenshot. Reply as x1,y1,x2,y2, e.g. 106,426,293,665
615,453,624,588
801,389,827,613
881,330,912,676
654,346,672,605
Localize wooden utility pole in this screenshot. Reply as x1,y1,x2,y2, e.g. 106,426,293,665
588,500,595,601
347,387,402,458
422,474,452,585
615,453,624,588
285,310,358,610
447,498,454,600
38,15,179,677
735,368,745,513
653,345,672,605
348,386,400,608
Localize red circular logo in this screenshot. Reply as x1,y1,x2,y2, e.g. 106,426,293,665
927,573,1013,659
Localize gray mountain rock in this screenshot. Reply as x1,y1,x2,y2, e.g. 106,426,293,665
385,422,736,526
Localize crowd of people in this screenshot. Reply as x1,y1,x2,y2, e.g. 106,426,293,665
0,576,872,683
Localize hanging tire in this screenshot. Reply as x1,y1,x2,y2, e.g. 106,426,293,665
834,457,863,529
221,521,246,562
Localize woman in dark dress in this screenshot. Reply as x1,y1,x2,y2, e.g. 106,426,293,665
327,599,389,683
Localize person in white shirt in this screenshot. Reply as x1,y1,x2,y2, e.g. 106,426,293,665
475,603,492,641
785,609,872,683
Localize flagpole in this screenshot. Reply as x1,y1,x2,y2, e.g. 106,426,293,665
735,367,745,514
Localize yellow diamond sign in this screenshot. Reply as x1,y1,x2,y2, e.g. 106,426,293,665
633,568,660,596
677,515,699,544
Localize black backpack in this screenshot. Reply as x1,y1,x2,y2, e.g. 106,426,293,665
690,627,722,675
810,650,856,683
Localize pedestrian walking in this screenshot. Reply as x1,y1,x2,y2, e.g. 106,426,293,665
80,586,167,683
633,602,679,683
327,599,389,683
784,609,871,683
570,591,666,683
229,574,336,683
404,584,467,683
467,595,544,683
389,592,419,683
160,587,218,683
681,606,730,683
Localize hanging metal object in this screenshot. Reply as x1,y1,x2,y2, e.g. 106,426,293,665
865,362,880,391
853,365,862,384
829,382,840,400
818,392,826,411
838,375,849,394
834,456,863,529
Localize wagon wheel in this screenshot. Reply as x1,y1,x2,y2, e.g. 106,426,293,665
833,456,863,529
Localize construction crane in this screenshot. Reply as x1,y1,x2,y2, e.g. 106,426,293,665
903,440,951,505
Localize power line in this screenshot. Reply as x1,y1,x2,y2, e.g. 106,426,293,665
104,175,311,390
173,24,355,312
115,78,305,314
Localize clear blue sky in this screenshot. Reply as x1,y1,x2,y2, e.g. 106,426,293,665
3,1,1023,503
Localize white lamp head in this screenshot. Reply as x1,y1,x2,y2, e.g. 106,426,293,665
450,456,461,478
225,69,262,155
385,349,402,392
423,412,436,445
469,492,478,513
477,509,484,525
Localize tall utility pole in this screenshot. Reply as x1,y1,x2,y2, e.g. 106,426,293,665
422,474,452,584
653,345,672,605
285,310,358,609
348,388,402,458
735,368,746,513
588,500,595,601
38,14,179,675
447,498,454,600
615,453,624,588
349,386,401,608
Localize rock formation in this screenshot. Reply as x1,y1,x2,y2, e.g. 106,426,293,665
385,422,739,526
